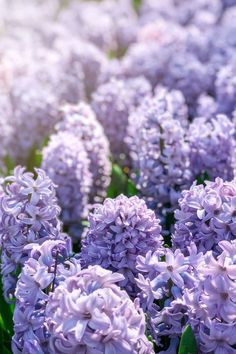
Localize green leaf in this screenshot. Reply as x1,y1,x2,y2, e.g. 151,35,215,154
196,171,210,186
127,179,138,197
178,325,197,354
133,0,142,11
3,156,15,175
0,280,14,337
107,164,138,198
107,164,128,198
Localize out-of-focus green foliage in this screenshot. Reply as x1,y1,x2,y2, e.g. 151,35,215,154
107,163,138,198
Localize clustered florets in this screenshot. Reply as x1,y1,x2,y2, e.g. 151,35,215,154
55,103,111,203
173,177,236,255
46,265,153,354
81,194,163,297
41,131,92,226
0,167,63,300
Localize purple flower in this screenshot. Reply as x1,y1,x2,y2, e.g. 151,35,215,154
215,62,236,115
12,238,79,354
45,265,153,354
135,246,195,350
0,166,62,301
91,77,151,164
173,178,236,255
41,131,92,227
55,102,111,203
81,194,163,297
188,115,236,181
130,99,192,212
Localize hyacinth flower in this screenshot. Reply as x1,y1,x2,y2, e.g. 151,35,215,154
12,238,80,353
135,244,200,352
91,77,151,165
182,240,236,353
41,131,92,229
172,177,236,255
126,87,189,173
130,99,192,214
81,194,163,297
188,114,236,182
215,62,236,115
45,265,153,354
55,102,111,203
0,166,63,301
13,240,153,354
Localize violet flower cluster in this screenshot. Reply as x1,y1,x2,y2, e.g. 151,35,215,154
55,103,111,203
45,265,153,354
81,194,163,297
182,240,236,354
135,244,198,352
12,238,80,354
188,115,236,181
41,131,92,227
0,166,63,301
130,97,192,212
91,77,151,164
173,177,236,255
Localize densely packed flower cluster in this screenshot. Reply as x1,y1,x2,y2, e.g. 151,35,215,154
1,0,236,353
173,177,236,255
92,77,151,164
0,167,62,301
46,265,153,354
55,103,111,203
41,131,92,226
81,195,163,297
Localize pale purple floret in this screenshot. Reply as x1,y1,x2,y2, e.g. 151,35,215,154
41,131,92,226
81,194,163,297
45,265,153,354
196,94,217,118
188,115,236,181
173,178,236,255
12,238,80,354
91,77,151,164
0,166,62,301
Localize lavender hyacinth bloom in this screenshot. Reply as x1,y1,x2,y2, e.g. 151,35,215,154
163,51,212,113
56,103,111,203
54,38,108,99
81,195,163,297
91,77,151,163
182,240,236,353
215,62,236,115
12,238,80,354
196,94,217,118
0,166,62,301
135,245,198,351
42,131,92,226
122,42,173,89
45,265,153,354
188,115,236,181
133,102,192,212
126,89,189,172
173,177,236,255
